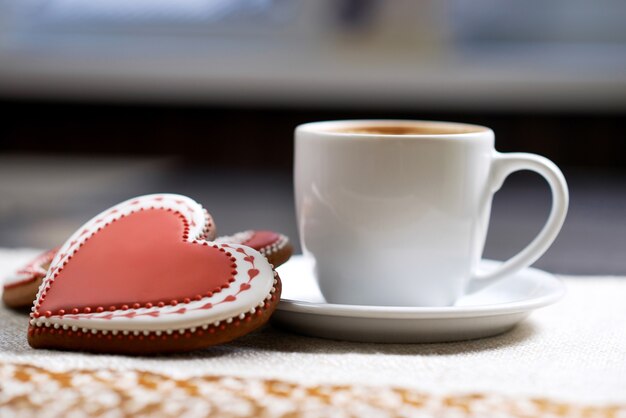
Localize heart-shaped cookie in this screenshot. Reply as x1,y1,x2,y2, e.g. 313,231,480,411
4,231,291,310
27,194,280,354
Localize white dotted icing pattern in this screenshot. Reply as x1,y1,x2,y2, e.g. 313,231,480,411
29,194,277,334
214,231,254,246
215,231,290,258
258,234,289,258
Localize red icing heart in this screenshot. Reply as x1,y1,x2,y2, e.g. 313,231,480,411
243,231,280,249
37,209,233,315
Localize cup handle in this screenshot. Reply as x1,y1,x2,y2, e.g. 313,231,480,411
468,152,569,293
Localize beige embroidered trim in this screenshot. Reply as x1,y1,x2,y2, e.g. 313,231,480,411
0,362,623,417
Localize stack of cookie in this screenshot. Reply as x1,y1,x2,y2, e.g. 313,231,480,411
2,194,293,355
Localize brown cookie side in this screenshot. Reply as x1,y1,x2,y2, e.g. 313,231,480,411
3,277,43,310
27,275,282,355
264,241,293,268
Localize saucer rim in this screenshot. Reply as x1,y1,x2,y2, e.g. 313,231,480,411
277,257,566,319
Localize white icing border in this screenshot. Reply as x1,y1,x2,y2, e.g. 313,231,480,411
214,231,254,246
30,194,276,334
215,231,290,258
4,250,55,287
258,234,289,258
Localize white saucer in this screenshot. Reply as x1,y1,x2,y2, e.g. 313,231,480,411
273,256,565,343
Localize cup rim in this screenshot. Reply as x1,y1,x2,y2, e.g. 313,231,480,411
296,119,492,140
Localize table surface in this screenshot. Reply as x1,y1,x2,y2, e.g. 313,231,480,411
0,249,625,417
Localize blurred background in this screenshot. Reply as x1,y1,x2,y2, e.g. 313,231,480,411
1,0,625,275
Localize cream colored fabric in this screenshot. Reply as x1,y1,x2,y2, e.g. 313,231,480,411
1,249,625,406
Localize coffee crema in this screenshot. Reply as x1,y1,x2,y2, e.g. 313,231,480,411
334,124,481,136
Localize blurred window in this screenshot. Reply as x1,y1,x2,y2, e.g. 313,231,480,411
449,0,626,44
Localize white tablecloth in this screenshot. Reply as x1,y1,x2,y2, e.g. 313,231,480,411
1,249,625,417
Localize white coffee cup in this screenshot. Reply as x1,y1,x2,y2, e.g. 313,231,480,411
294,120,568,307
